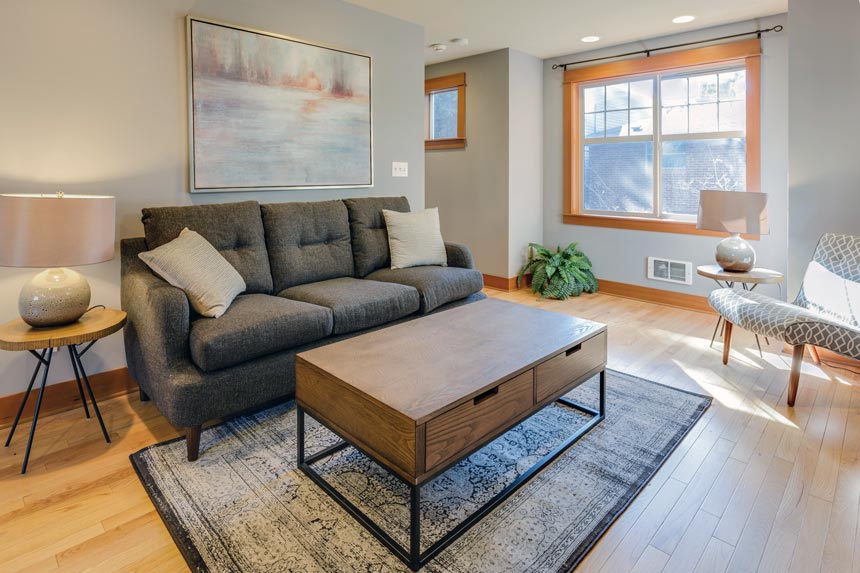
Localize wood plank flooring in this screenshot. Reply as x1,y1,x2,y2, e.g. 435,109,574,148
2,288,858,572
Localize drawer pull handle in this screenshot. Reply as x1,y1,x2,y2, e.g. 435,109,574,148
473,387,499,406
566,344,583,357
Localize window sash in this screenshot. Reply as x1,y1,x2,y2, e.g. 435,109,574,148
577,64,747,221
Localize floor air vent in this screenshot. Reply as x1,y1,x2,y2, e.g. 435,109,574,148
647,257,693,285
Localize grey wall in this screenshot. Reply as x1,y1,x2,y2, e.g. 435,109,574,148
0,0,425,396
507,50,544,278
787,0,860,296
425,49,511,278
542,15,789,298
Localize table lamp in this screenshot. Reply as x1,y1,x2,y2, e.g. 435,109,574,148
697,189,768,272
0,192,116,327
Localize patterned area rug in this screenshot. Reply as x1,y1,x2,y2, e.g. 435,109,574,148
131,370,710,573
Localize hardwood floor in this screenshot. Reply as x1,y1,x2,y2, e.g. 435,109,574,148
2,288,857,572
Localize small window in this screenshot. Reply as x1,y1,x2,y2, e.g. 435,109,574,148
425,73,465,149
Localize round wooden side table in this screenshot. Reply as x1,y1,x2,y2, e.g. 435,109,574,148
0,307,126,474
697,265,784,356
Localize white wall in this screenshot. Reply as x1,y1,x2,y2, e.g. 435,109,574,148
0,0,425,396
507,49,544,278
787,0,860,296
542,15,789,298
425,49,510,277
425,48,543,279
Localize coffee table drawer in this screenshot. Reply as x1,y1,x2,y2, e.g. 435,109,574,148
535,331,606,403
425,370,534,472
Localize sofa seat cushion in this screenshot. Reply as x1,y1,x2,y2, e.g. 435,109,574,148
279,277,419,335
190,294,333,372
366,266,484,314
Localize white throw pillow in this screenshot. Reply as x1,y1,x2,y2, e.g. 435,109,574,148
138,228,246,318
383,208,448,269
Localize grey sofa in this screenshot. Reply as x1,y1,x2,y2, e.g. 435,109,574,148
121,196,485,460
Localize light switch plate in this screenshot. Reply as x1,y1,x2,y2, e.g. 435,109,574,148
392,161,409,177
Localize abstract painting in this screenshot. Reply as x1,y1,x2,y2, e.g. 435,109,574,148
187,18,372,192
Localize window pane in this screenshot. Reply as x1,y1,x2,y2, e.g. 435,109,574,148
661,78,687,106
584,142,654,213
430,90,458,139
689,74,718,104
584,86,605,112
719,70,746,100
606,82,628,111
605,110,628,136
630,79,653,108
661,138,746,216
630,108,653,135
584,112,605,138
662,106,688,135
719,101,745,131
689,103,718,133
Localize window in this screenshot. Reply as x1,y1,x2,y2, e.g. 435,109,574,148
425,73,465,149
563,40,761,235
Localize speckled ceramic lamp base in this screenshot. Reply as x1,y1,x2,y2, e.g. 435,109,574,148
715,233,756,272
18,268,91,327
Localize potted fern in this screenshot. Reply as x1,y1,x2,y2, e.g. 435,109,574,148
517,242,598,300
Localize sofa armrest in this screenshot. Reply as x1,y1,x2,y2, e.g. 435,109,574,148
121,238,191,378
445,242,476,269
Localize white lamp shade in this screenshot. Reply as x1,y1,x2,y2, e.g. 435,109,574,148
697,190,769,235
0,194,116,268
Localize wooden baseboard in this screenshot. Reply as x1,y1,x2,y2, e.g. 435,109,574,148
597,279,715,314
0,367,136,429
483,274,523,291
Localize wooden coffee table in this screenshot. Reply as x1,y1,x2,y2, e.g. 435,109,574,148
296,299,607,571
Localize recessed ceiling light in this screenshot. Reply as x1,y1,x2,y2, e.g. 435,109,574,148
581,36,600,43
449,38,469,46
672,15,696,24
429,43,447,52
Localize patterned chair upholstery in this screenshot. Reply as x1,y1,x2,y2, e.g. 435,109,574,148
709,234,860,406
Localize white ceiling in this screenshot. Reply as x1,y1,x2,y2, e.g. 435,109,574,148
345,0,786,64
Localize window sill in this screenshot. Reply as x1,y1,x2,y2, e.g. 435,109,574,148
562,213,759,240
425,138,465,150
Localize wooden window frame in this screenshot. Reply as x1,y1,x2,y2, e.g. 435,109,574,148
562,39,761,237
425,73,466,150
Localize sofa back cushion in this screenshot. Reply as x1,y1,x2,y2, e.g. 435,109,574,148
261,200,354,292
344,196,410,277
141,201,273,294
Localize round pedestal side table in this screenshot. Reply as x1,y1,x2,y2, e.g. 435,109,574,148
0,308,126,474
697,265,785,357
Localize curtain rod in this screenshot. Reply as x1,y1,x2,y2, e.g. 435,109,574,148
551,25,783,70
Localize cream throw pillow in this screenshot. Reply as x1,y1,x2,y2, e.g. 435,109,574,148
383,208,448,269
138,228,246,318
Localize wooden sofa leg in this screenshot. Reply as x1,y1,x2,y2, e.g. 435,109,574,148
139,387,150,402
722,321,733,365
809,345,821,365
186,426,201,461
788,345,804,407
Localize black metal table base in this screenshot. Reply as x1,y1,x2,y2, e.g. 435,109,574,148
297,370,606,571
4,343,111,474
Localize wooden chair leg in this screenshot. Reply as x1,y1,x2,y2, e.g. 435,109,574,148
809,345,821,365
186,426,201,461
722,321,733,365
788,344,804,407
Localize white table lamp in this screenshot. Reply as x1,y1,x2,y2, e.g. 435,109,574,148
697,190,768,272
0,192,116,327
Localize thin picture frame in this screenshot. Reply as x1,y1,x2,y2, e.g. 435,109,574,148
186,16,374,193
